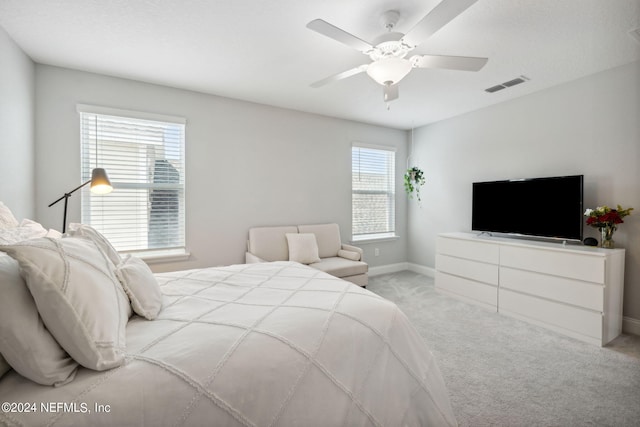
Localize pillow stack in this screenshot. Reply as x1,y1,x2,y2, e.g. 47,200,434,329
1,237,132,372
0,203,163,386
67,224,163,321
0,254,79,385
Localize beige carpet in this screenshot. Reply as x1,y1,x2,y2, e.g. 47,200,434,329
367,270,640,427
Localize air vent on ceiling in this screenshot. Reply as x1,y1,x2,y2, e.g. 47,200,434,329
629,27,640,45
485,75,530,93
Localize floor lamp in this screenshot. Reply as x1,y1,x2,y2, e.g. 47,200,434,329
48,168,113,233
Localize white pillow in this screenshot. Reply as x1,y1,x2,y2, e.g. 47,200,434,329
0,219,48,245
0,255,78,385
0,237,131,371
338,249,361,261
67,223,121,267
286,233,321,264
116,255,163,320
0,201,19,229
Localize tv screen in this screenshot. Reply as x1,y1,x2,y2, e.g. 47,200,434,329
472,175,584,241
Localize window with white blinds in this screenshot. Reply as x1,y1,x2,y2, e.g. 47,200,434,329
352,144,396,240
78,105,186,256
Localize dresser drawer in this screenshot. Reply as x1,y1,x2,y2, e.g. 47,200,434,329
437,254,499,286
499,289,603,340
435,271,497,309
500,267,604,311
500,246,605,284
437,236,499,264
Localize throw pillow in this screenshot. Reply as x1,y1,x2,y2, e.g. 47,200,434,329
0,237,131,371
67,223,122,267
0,255,78,385
338,249,361,261
116,255,163,320
286,233,321,265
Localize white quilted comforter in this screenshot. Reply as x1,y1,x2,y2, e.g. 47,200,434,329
0,261,456,427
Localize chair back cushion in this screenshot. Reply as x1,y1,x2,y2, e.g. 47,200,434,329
297,223,342,258
248,226,298,261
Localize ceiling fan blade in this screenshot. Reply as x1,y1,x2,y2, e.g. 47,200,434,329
401,0,479,48
310,64,369,88
383,83,399,102
411,54,488,71
307,19,373,53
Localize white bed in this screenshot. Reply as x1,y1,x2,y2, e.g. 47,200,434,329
0,259,456,426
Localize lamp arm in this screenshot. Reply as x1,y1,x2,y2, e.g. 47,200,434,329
47,179,91,208
48,179,91,234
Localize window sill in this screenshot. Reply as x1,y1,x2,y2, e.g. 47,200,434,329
351,234,400,244
122,249,191,264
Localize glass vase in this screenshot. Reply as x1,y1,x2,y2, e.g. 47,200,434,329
600,226,615,249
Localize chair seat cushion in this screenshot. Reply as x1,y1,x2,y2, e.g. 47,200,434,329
309,257,368,278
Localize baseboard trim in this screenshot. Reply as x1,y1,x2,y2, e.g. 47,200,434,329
368,262,409,277
623,316,640,336
407,263,436,278
368,262,436,278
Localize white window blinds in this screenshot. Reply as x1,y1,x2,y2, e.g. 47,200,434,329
352,144,396,240
78,105,186,256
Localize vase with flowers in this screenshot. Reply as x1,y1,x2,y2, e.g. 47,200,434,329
584,205,634,248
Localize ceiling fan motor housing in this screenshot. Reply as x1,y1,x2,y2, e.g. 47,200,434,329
369,32,410,61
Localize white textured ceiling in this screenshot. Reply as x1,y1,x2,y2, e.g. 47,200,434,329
1,0,639,129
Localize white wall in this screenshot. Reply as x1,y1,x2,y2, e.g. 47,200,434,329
0,27,35,220
34,65,408,272
408,61,640,322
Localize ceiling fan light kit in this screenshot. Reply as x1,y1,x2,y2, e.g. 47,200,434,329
307,0,488,104
366,58,412,86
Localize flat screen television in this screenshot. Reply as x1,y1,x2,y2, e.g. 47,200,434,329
472,175,584,241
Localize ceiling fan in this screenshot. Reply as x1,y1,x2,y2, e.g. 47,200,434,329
306,0,488,103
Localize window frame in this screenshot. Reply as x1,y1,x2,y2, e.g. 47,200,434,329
351,142,397,242
77,104,187,260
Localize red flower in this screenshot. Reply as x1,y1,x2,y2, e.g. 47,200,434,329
600,211,623,224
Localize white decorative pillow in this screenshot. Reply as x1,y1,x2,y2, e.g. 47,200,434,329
338,249,361,261
67,223,121,267
0,201,19,229
0,255,78,385
0,237,131,371
286,233,321,264
116,255,163,320
0,219,48,245
0,354,11,379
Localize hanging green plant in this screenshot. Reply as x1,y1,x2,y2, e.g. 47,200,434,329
404,167,426,202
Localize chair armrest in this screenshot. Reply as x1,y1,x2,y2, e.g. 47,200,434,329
245,252,267,263
339,244,363,261
341,243,363,255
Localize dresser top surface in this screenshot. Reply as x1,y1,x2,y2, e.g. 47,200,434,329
439,232,626,256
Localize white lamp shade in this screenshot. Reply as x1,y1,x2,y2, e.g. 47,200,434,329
366,58,412,86
90,168,113,194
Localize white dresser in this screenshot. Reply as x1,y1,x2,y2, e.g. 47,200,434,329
435,232,625,346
